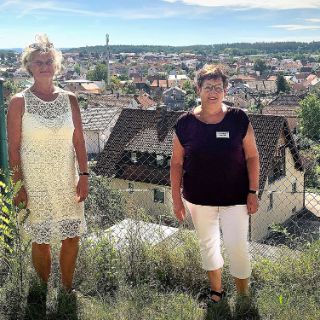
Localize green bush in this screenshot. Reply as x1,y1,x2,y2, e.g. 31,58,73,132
75,235,121,297
84,173,126,230
0,174,30,318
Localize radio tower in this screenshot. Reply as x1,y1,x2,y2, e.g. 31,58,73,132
106,33,110,86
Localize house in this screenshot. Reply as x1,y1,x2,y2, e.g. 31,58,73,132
132,77,150,94
134,94,157,110
63,79,103,94
245,80,277,95
81,106,122,159
262,94,303,132
279,59,302,74
95,109,304,241
291,73,309,84
80,93,140,158
163,86,186,111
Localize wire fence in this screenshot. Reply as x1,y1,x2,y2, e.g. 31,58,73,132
1,99,319,319
83,105,320,252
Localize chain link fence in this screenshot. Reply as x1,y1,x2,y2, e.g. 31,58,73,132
83,104,319,253
1,95,319,319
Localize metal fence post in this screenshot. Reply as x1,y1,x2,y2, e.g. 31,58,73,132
0,78,9,180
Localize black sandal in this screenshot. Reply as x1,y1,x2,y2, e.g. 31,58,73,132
209,290,226,303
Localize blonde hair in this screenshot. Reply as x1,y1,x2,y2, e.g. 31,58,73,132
21,34,63,76
195,64,228,89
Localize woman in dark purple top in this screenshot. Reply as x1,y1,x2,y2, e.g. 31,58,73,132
170,65,260,303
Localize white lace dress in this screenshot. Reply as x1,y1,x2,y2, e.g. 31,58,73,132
20,88,87,244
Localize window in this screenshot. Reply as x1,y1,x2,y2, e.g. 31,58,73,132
268,191,274,211
268,146,286,183
292,181,297,194
131,152,137,164
156,154,164,167
154,188,164,203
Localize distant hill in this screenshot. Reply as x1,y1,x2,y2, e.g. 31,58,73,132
64,42,320,56
0,48,22,53
2,42,320,56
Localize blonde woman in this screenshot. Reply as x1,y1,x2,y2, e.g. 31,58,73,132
7,34,88,292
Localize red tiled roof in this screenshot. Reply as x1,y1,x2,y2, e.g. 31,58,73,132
306,74,317,83
150,79,176,88
135,95,156,109
267,75,277,81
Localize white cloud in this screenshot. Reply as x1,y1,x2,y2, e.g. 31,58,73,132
1,0,192,20
305,18,320,22
162,0,320,10
239,35,320,42
271,24,320,31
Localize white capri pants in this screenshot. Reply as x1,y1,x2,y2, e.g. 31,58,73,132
186,201,251,279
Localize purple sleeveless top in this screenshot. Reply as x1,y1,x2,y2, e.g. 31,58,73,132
174,107,250,206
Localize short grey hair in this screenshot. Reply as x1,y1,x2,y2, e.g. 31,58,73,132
21,34,63,76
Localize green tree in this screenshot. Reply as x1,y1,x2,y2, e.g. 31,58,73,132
74,63,81,75
86,63,108,81
122,83,136,94
253,59,267,74
298,94,320,141
276,75,290,93
84,173,125,230
183,80,197,110
4,80,19,96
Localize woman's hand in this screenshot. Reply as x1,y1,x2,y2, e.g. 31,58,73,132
173,197,186,222
247,193,259,214
14,186,28,208
76,175,89,202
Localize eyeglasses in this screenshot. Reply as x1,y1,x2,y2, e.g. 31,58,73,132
31,58,54,68
203,85,224,93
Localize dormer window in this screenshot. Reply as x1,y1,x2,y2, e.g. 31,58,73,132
156,154,164,167
131,152,137,164
268,145,286,184
154,188,165,203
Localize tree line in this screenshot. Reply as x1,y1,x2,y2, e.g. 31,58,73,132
64,42,320,56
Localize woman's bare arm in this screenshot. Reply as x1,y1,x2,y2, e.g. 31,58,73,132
7,94,24,179
243,123,260,214
170,134,186,221
69,93,88,202
7,93,28,205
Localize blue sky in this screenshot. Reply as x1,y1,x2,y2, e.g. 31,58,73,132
1,0,320,49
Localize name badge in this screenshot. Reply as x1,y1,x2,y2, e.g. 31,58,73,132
216,131,229,138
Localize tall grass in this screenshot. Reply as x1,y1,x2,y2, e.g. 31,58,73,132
1,177,319,319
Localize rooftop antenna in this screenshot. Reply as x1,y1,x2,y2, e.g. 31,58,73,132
106,33,110,86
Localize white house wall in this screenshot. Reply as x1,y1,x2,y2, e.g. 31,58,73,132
110,179,174,221
106,144,304,241
251,147,304,241
84,130,100,154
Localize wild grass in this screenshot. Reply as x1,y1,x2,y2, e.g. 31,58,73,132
0,228,319,319
1,176,319,319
